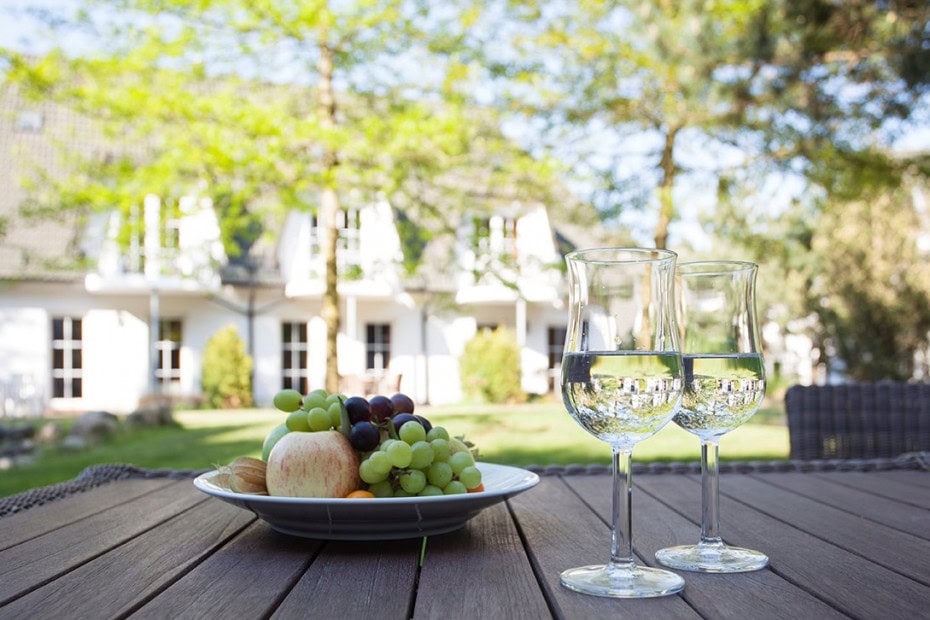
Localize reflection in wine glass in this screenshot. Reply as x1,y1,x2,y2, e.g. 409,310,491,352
560,248,685,598
655,261,768,573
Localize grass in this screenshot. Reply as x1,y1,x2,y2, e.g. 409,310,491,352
0,402,789,499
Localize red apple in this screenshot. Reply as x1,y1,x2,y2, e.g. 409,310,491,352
265,431,360,498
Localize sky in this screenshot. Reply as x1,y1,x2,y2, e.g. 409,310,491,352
2,0,928,252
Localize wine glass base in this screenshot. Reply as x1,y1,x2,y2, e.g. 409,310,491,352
560,564,685,598
655,543,768,573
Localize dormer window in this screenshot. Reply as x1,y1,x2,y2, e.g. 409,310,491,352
15,110,44,133
471,215,517,258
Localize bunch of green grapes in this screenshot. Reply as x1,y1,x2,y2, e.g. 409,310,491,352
358,421,483,497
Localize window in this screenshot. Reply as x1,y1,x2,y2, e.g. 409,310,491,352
366,323,391,372
282,321,309,393
547,327,567,370
548,326,566,392
155,319,182,385
309,208,362,272
470,215,517,257
15,110,44,133
51,317,82,398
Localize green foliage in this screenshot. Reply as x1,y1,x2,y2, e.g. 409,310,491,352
459,327,526,404
201,325,254,409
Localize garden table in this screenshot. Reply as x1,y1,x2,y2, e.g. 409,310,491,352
1,457,928,619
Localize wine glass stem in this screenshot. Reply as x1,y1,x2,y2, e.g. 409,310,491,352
700,439,722,545
609,445,636,569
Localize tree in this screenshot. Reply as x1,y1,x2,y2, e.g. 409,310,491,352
468,1,929,251
1,0,559,393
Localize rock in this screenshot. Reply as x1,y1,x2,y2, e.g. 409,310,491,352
126,404,175,429
69,411,120,444
35,422,64,444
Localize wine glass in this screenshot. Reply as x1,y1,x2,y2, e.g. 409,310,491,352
655,261,768,573
560,248,685,598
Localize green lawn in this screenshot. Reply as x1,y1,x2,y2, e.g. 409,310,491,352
0,403,788,498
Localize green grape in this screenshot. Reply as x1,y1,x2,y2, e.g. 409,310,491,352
458,465,482,490
399,469,427,494
302,389,328,411
273,389,303,412
449,451,474,474
427,461,453,488
426,426,450,442
394,488,413,497
399,420,426,444
325,392,343,405
418,484,443,497
368,480,394,498
366,451,393,476
379,439,397,452
429,438,450,462
285,409,311,432
261,423,290,461
409,441,434,469
443,480,468,495
307,407,332,431
359,459,388,484
327,401,343,428
386,441,413,468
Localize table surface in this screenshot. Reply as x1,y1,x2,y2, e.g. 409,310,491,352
1,464,929,619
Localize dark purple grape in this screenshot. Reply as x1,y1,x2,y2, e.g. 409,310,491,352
414,415,432,432
368,395,395,423
349,421,380,452
391,412,418,433
344,396,371,424
390,393,415,414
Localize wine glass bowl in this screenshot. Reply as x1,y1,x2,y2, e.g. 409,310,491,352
655,260,768,573
560,248,685,598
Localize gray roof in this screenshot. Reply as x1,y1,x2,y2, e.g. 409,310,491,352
0,85,93,281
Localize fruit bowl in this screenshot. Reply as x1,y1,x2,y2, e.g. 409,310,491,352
194,462,539,540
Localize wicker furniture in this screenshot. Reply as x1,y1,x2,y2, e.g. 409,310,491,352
785,382,930,460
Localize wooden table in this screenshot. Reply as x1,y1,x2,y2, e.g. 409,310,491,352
1,463,929,619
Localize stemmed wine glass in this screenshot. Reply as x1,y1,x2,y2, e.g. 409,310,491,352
560,248,685,598
655,261,768,573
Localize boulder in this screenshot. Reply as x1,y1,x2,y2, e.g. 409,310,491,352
35,421,64,444
69,411,120,444
126,404,175,429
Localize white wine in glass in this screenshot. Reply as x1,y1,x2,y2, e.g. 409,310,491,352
655,260,768,573
560,248,685,598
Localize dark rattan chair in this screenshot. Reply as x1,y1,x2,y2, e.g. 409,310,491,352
785,382,930,460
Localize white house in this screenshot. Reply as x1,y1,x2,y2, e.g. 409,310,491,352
0,88,605,415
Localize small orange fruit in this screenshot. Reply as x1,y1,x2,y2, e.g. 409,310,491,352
345,489,375,499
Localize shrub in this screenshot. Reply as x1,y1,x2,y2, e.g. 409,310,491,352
201,325,253,409
459,327,526,403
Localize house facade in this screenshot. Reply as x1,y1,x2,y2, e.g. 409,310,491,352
0,90,597,415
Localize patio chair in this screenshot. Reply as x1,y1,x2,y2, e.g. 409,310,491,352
785,382,930,460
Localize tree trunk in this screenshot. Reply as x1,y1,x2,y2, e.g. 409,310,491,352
655,126,679,250
318,39,342,394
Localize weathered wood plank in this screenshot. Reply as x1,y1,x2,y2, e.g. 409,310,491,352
639,473,930,618
414,501,553,620
508,476,700,620
132,521,321,620
0,497,253,618
565,474,847,620
719,474,930,585
754,472,930,541
810,471,930,509
0,480,204,605
272,537,421,619
0,478,173,552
